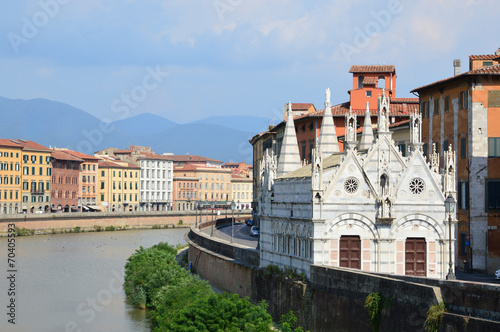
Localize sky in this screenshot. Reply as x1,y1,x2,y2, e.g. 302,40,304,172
0,0,498,125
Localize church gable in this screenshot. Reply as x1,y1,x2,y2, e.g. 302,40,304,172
323,150,375,203
393,150,445,205
361,136,407,197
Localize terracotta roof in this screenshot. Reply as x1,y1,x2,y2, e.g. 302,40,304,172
391,98,419,103
0,139,23,148
51,150,85,162
349,65,395,73
291,103,315,109
412,63,500,92
58,149,100,161
114,149,133,154
0,139,51,151
136,152,176,161
98,160,140,169
469,54,499,60
362,77,378,85
169,155,222,163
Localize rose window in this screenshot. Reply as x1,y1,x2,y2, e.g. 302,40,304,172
409,178,425,195
344,177,359,194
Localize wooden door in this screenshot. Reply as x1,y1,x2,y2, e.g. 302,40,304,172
405,238,426,276
339,236,361,269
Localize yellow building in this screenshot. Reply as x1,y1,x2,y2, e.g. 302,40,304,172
98,159,140,212
196,166,232,204
0,139,23,214
231,172,253,210
17,139,52,213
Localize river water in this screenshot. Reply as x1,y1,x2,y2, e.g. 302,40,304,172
0,228,189,332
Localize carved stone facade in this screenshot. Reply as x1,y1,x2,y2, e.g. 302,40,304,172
259,91,456,279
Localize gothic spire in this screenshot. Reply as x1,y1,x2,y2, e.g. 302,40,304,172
359,101,374,150
318,88,340,155
277,101,302,177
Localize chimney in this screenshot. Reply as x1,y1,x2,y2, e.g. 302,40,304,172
496,47,500,56
453,59,461,76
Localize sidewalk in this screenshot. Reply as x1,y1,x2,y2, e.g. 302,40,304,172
455,269,499,284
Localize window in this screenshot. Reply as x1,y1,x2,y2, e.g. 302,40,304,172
378,75,385,89
486,179,500,210
459,91,468,109
101,170,105,176
458,181,469,210
460,137,467,158
443,140,449,152
101,194,104,201
357,75,364,89
100,182,104,189
424,101,429,118
433,98,439,116
459,232,467,256
489,90,500,107
398,143,406,157
366,91,372,97
488,138,500,157
444,96,449,113
483,61,494,67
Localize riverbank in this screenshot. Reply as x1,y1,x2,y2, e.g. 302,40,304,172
0,210,252,236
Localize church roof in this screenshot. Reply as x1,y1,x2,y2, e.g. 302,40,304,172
278,153,344,179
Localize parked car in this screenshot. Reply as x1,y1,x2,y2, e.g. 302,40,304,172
250,226,259,237
495,269,500,280
245,219,253,226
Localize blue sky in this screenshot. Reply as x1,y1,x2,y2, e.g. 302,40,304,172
0,0,497,124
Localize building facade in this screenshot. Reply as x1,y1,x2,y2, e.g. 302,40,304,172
231,172,253,210
62,150,100,211
97,159,140,212
138,155,174,211
258,91,455,279
50,150,83,212
0,139,23,214
173,164,199,211
412,48,500,273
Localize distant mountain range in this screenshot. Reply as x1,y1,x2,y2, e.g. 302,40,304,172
0,96,272,163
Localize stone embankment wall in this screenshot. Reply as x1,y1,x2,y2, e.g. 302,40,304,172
187,228,500,332
0,211,251,234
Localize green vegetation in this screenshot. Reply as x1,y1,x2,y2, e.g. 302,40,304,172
124,242,307,331
365,292,384,332
73,226,82,233
93,225,102,232
425,301,447,332
152,224,160,229
178,219,183,225
262,264,307,283
14,227,35,236
278,310,307,332
105,225,116,231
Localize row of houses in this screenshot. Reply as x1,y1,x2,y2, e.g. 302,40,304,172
0,141,252,214
251,47,500,274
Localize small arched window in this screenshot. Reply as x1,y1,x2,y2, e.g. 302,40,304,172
378,75,385,89
358,75,364,89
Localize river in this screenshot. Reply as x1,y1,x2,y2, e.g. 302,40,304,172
0,227,189,332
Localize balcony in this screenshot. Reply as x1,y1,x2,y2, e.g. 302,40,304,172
31,190,45,195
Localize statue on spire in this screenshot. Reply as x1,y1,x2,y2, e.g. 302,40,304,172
325,88,331,104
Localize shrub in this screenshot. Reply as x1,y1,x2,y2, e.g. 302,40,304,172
425,301,447,332
15,227,35,236
365,292,383,332
152,224,160,229
73,226,81,233
123,242,185,308
178,219,183,225
105,225,116,231
93,225,102,232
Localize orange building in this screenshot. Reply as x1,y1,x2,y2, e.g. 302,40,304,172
411,47,500,273
250,65,418,209
58,149,100,211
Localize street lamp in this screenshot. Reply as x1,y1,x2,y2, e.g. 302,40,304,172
237,200,240,223
230,200,236,243
445,194,456,280
210,200,216,236
194,201,198,229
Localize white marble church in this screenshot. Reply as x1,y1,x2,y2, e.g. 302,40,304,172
258,89,456,279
